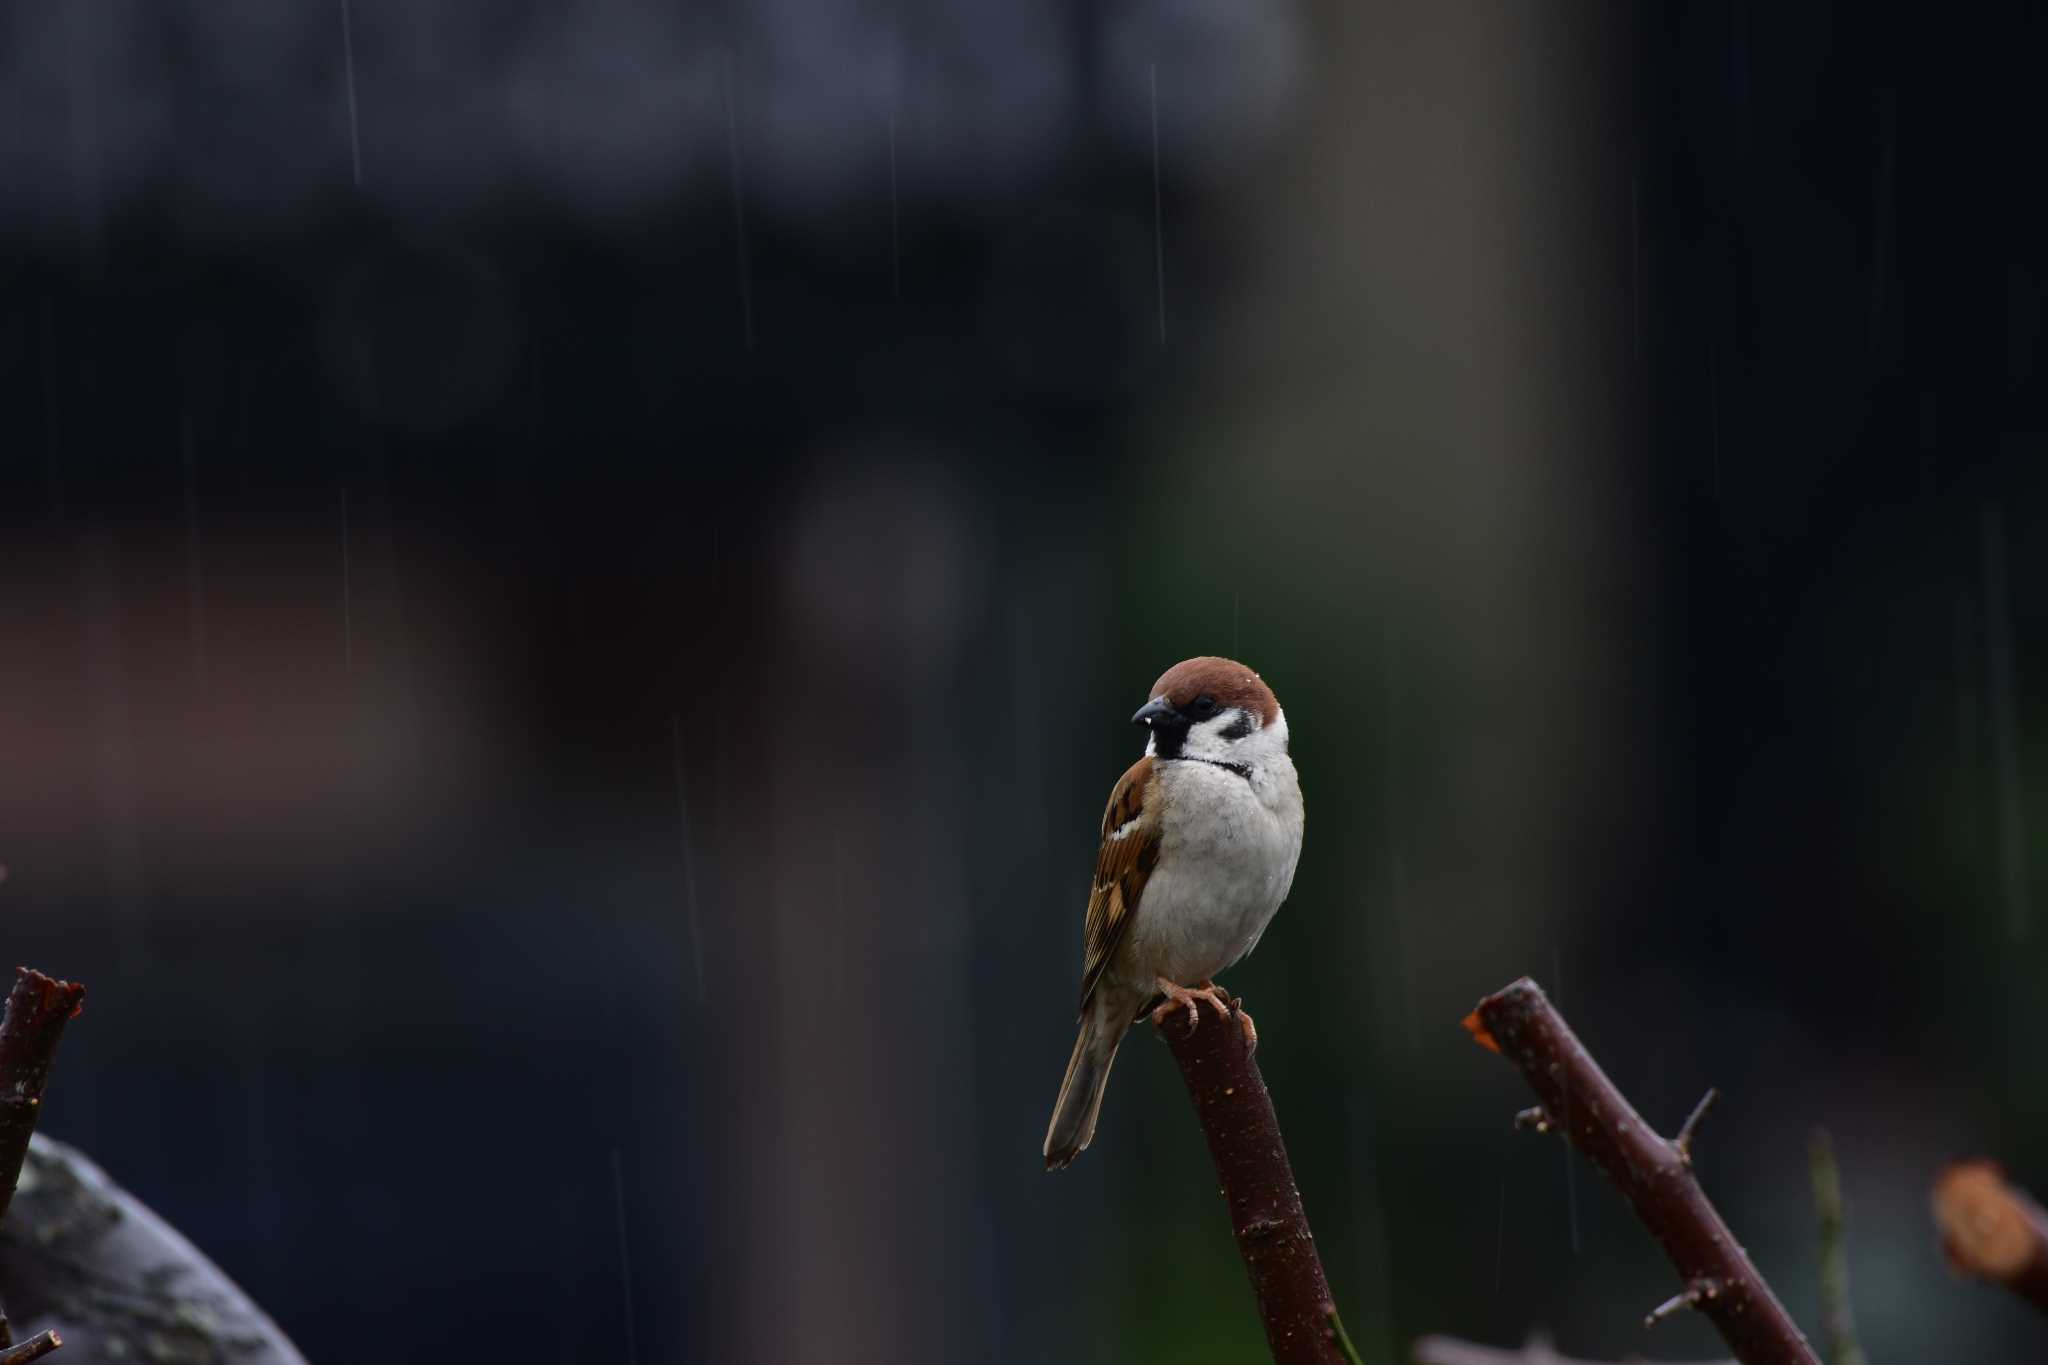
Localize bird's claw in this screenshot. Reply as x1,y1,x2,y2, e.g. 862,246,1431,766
1150,977,1237,1034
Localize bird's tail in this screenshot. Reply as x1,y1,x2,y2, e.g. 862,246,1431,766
1043,1005,1125,1170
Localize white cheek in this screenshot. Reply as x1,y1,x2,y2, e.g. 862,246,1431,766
1181,711,1251,759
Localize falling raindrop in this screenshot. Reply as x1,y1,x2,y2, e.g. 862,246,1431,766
40,298,66,524
1955,584,1981,859
1978,502,2029,940
888,108,902,301
339,0,363,187
610,1148,640,1365
180,409,209,691
1552,942,1579,1254
1730,0,1752,156
1869,96,1894,351
1919,392,1939,496
1383,623,1419,1055
832,832,854,1003
235,347,253,454
340,486,354,674
1346,1094,1401,1364
671,715,707,1005
60,0,107,267
1149,63,1166,345
709,522,728,850
721,54,756,350
887,28,903,304
1631,175,1641,359
1493,1169,1507,1293
1708,344,1723,501
81,525,147,975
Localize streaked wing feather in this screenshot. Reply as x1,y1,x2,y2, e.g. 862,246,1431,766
1077,756,1161,1014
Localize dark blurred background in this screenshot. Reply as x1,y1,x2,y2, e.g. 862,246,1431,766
3,1,2046,1360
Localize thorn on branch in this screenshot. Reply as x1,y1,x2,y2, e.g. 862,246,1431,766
0,1330,61,1365
1644,1278,1722,1329
1673,1088,1719,1167
1514,1105,1556,1135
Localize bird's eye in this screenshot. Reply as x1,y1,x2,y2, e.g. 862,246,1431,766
1189,695,1218,719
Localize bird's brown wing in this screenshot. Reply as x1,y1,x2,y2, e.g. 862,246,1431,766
1077,755,1163,1015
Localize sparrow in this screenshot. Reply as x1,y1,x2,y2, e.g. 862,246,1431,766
1043,656,1305,1170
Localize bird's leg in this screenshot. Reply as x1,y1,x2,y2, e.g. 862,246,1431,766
1150,977,1234,1032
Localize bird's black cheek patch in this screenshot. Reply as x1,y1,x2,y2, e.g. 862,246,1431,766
1150,716,1191,759
1218,711,1254,742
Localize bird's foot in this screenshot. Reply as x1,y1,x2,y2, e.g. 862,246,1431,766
1150,977,1234,1033
1193,980,1258,1052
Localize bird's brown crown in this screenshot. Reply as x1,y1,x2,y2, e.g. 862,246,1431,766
1147,656,1280,726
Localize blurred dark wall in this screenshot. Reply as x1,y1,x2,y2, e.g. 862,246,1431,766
2,2,2047,1362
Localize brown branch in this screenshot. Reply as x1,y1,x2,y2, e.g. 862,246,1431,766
1156,995,1349,1365
1932,1159,2048,1314
0,1331,60,1365
1464,978,1819,1365
0,969,86,1231
1412,1329,1734,1365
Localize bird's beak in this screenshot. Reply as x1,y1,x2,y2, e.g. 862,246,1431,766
1131,696,1176,726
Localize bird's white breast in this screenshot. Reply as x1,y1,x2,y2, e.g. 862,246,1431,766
1124,754,1303,986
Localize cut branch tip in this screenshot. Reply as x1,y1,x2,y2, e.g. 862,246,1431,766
1932,1157,2048,1314
0,1330,61,1365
